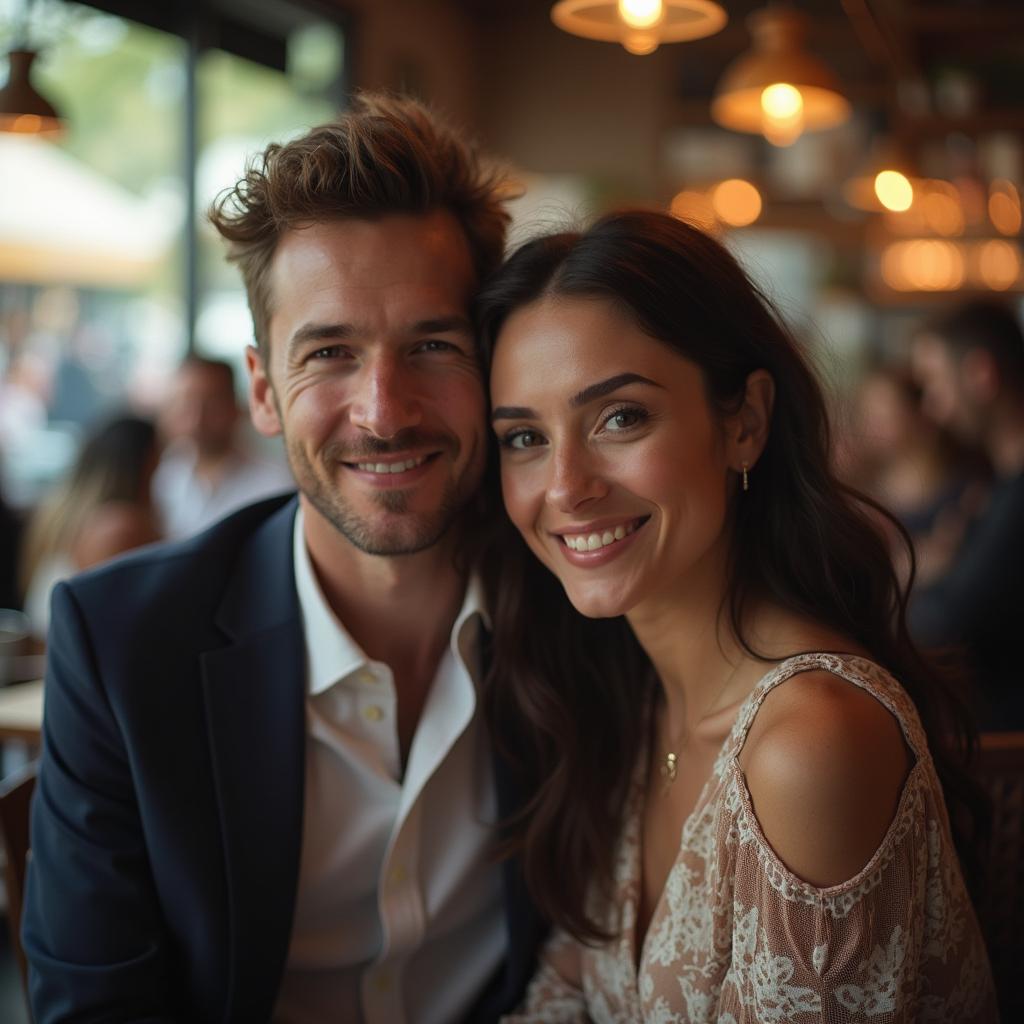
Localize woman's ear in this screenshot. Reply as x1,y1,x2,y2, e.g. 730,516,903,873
726,369,774,471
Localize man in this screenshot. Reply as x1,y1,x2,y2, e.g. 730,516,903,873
909,298,1024,729
154,355,295,538
24,94,543,1022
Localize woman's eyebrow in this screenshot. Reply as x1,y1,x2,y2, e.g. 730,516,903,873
492,405,534,422
570,373,662,407
492,373,662,423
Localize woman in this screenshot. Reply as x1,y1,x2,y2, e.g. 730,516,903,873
21,413,161,636
478,211,996,1021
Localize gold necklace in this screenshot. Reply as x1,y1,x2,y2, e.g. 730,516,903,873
658,660,746,793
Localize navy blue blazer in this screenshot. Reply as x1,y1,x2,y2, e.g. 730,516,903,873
23,495,544,1023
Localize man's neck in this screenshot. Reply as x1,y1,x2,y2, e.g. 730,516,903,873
301,498,469,684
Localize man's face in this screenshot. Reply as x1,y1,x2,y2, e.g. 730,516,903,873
162,364,238,459
910,333,980,442
248,212,487,556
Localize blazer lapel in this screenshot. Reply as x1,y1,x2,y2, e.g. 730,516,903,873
201,499,307,1021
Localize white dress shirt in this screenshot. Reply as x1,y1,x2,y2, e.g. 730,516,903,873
272,508,505,1024
153,441,294,538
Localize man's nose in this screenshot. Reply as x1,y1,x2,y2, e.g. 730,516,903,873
349,355,423,439
546,443,609,513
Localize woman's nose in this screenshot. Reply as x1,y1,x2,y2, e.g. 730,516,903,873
545,445,609,512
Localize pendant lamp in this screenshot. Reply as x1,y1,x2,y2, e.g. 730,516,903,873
711,6,849,146
551,0,727,56
0,48,63,135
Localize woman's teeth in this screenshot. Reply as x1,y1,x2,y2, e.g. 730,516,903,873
563,520,639,552
356,456,426,474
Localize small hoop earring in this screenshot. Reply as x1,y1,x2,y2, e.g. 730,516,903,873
742,462,749,492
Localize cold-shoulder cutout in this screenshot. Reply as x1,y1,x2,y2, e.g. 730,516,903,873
739,669,914,888
504,652,996,1024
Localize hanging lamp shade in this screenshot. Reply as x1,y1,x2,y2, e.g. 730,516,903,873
551,0,727,56
0,49,63,136
711,7,849,145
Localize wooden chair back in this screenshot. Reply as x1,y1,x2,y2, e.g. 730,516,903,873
972,730,1024,1020
0,761,37,1009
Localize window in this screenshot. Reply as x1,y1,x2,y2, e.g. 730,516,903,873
0,0,345,505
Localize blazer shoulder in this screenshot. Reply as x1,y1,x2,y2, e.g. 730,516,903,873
60,494,298,649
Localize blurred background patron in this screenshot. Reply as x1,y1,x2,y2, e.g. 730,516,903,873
909,300,1024,729
153,355,293,538
19,413,161,637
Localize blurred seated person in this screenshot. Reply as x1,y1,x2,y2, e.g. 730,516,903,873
846,363,988,586
20,414,161,637
910,299,1024,729
154,355,294,538
0,478,23,610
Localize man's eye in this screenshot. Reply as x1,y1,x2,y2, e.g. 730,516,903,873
500,429,546,451
418,340,456,353
309,345,350,360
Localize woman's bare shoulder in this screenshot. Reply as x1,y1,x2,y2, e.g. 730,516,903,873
739,667,913,888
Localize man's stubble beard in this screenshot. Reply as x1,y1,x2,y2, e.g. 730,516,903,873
284,434,479,557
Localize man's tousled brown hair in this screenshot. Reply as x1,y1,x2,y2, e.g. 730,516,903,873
209,92,510,352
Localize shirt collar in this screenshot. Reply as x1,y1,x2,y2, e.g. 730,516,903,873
293,506,489,696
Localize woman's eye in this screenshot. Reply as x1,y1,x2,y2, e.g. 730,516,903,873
501,429,546,451
603,407,645,432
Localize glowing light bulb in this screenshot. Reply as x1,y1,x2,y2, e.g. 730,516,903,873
711,179,762,227
989,180,1022,236
618,0,663,29
623,31,659,54
761,83,802,119
11,114,44,133
760,84,804,146
874,170,913,213
921,181,964,236
670,189,716,231
978,240,1021,290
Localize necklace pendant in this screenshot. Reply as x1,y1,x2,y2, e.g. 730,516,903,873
661,751,678,786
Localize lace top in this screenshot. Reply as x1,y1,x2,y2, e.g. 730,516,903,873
504,653,997,1023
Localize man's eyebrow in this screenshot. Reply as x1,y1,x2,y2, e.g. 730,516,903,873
492,373,662,423
289,322,356,349
413,315,473,335
288,316,473,350
570,372,662,407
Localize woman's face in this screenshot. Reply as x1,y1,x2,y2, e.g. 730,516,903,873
490,294,742,620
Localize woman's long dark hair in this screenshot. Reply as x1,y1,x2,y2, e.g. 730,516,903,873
476,210,983,944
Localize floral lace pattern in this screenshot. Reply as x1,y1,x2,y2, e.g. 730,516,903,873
504,654,997,1023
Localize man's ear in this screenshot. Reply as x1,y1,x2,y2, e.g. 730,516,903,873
726,369,774,472
246,344,283,437
961,347,998,403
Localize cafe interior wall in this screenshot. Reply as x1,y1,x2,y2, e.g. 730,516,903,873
337,0,894,394
2,0,1020,500
340,0,1022,392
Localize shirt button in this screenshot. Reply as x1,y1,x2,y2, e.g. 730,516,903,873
389,864,407,885
374,971,392,992
357,668,376,685
363,704,384,722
